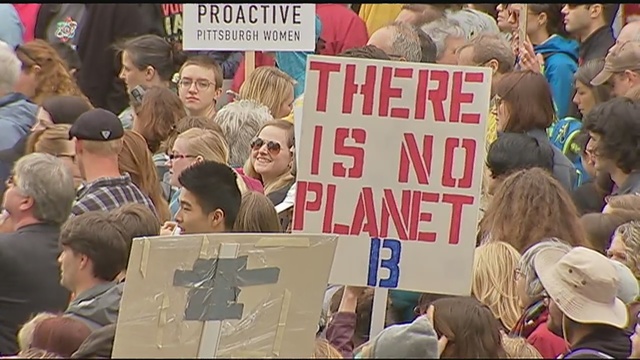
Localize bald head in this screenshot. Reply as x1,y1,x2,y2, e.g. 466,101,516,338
367,22,422,62
617,21,640,46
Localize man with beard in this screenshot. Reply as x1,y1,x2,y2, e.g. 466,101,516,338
534,246,631,359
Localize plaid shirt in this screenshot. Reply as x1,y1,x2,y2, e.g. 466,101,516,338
71,174,157,216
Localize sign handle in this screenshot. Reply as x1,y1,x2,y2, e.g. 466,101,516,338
245,51,256,79
369,287,388,339
197,243,240,358
518,4,528,51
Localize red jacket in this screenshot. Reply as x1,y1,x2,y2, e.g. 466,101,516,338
315,4,369,56
512,304,568,359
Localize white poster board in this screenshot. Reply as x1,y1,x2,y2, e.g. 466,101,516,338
182,4,316,51
293,55,491,305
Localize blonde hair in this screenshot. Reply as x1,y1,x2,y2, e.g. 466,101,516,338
25,124,74,156
472,241,521,330
176,128,248,193
502,335,542,358
118,131,171,222
238,66,295,119
18,312,57,351
313,338,343,358
614,221,640,280
233,191,282,232
243,120,295,195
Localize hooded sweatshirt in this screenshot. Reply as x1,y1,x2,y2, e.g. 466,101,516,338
65,282,123,330
534,35,579,119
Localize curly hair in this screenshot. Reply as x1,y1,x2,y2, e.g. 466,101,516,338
614,221,640,280
478,168,590,253
15,40,85,105
584,98,640,174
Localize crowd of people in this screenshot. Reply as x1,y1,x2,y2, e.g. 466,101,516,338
0,2,639,359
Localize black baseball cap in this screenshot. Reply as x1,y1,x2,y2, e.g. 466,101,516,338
68,108,124,141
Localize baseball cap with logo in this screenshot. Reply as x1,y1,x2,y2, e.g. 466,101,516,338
68,108,124,141
534,246,628,329
591,41,640,86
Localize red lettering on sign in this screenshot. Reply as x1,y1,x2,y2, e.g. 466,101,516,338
333,127,366,178
398,133,433,185
449,71,484,124
310,125,323,175
294,182,475,244
442,138,476,189
379,67,413,119
310,61,342,112
343,64,377,115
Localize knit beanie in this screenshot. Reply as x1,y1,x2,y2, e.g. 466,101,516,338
369,315,439,358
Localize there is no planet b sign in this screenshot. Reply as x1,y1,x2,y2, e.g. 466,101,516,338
182,3,316,52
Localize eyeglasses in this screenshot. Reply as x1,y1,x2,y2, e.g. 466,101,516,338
250,137,282,155
168,153,196,161
177,78,216,91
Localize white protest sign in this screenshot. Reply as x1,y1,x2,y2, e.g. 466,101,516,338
182,4,316,51
292,55,491,297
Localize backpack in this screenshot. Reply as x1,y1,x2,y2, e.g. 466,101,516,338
548,116,587,187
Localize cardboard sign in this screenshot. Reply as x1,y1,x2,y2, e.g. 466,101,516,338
182,4,316,51
112,233,338,358
292,56,491,296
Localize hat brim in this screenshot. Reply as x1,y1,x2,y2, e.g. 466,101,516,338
535,248,628,329
591,68,613,86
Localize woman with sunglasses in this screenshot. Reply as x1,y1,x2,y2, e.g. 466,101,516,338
243,120,295,206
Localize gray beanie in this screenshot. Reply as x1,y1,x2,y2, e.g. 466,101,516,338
610,259,640,304
370,316,439,358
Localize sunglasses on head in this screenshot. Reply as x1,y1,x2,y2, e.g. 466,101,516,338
250,137,281,155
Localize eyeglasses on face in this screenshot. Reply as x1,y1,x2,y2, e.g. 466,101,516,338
250,137,282,155
177,78,215,91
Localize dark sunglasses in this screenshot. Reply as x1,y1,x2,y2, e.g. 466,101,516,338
250,137,281,155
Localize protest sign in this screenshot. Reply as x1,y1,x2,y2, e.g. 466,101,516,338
182,4,316,51
112,233,338,358
293,55,491,299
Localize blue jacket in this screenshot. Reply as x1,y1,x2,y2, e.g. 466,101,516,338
534,35,579,119
0,93,37,151
0,4,24,49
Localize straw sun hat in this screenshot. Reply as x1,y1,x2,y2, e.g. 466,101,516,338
534,246,628,329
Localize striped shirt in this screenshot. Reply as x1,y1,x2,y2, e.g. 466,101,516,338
71,173,156,216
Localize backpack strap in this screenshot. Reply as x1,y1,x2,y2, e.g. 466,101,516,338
564,348,614,359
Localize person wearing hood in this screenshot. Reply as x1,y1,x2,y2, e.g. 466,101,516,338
513,4,578,119
534,246,632,359
59,212,129,330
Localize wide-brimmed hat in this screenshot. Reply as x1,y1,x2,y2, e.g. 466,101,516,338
534,246,628,329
